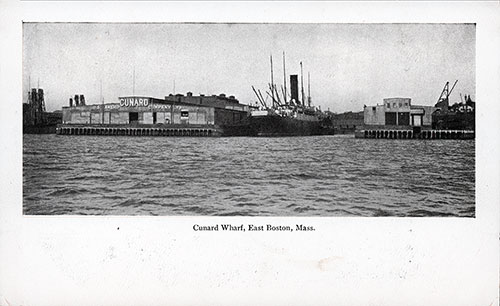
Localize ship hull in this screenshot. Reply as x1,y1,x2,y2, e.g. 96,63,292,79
245,115,323,137
23,124,57,134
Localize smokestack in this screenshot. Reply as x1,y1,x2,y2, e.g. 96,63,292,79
80,95,85,106
38,89,45,113
290,75,299,104
31,89,37,105
69,98,73,107
74,95,79,106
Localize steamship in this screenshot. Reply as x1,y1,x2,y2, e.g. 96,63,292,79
247,55,324,136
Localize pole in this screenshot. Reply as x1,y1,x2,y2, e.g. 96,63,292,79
171,95,175,124
151,97,154,124
300,62,305,106
270,55,275,109
252,86,265,107
449,80,459,96
258,89,267,109
133,67,135,96
283,51,287,104
101,80,104,124
28,75,31,105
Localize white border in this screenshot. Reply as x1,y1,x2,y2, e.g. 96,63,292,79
1,2,499,305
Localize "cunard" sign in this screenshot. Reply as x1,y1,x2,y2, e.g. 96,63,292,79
119,97,150,107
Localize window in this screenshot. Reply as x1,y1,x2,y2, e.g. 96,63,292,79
393,103,396,108
387,103,390,108
399,102,402,107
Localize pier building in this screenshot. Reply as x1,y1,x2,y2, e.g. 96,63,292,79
363,98,435,129
58,93,250,136
356,97,474,139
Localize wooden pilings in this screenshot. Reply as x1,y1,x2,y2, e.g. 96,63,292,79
358,129,474,140
56,126,217,137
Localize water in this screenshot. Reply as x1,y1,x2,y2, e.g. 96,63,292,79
23,134,475,217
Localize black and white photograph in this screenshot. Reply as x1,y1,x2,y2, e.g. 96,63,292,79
23,22,475,217
1,1,499,306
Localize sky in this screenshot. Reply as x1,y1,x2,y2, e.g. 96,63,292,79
23,23,475,113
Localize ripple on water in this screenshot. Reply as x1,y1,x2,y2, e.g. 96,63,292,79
23,134,475,217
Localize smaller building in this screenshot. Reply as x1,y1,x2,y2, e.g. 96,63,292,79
363,97,436,129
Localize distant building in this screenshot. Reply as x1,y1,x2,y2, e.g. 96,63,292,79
363,97,436,129
328,111,364,134
23,88,63,133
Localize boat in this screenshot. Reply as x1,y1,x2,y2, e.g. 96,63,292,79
246,54,327,137
247,106,322,137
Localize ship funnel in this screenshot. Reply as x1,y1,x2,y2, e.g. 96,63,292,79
74,95,79,106
31,89,37,105
69,98,73,107
290,75,299,105
80,95,85,106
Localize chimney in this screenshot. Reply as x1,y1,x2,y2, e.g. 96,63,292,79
31,89,37,105
290,75,299,104
69,98,73,107
74,95,79,106
80,95,85,106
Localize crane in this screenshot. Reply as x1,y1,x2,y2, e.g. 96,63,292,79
435,80,458,111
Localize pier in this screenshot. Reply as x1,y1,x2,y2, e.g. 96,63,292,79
355,129,474,140
56,124,221,137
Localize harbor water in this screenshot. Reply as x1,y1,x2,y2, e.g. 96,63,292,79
23,134,475,217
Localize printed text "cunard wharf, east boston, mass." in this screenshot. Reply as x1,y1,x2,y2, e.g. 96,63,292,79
192,224,315,232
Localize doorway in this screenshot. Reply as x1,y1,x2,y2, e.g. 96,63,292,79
129,112,139,124
412,115,422,126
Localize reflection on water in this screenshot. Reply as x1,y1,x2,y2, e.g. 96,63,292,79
23,134,475,217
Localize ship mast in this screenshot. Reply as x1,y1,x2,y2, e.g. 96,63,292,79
283,51,287,104
270,54,275,109
300,62,305,107
28,75,31,104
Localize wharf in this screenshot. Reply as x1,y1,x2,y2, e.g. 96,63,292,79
355,129,474,140
56,124,222,137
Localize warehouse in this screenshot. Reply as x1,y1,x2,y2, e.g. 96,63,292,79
62,93,249,126
363,97,436,129
59,92,250,136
